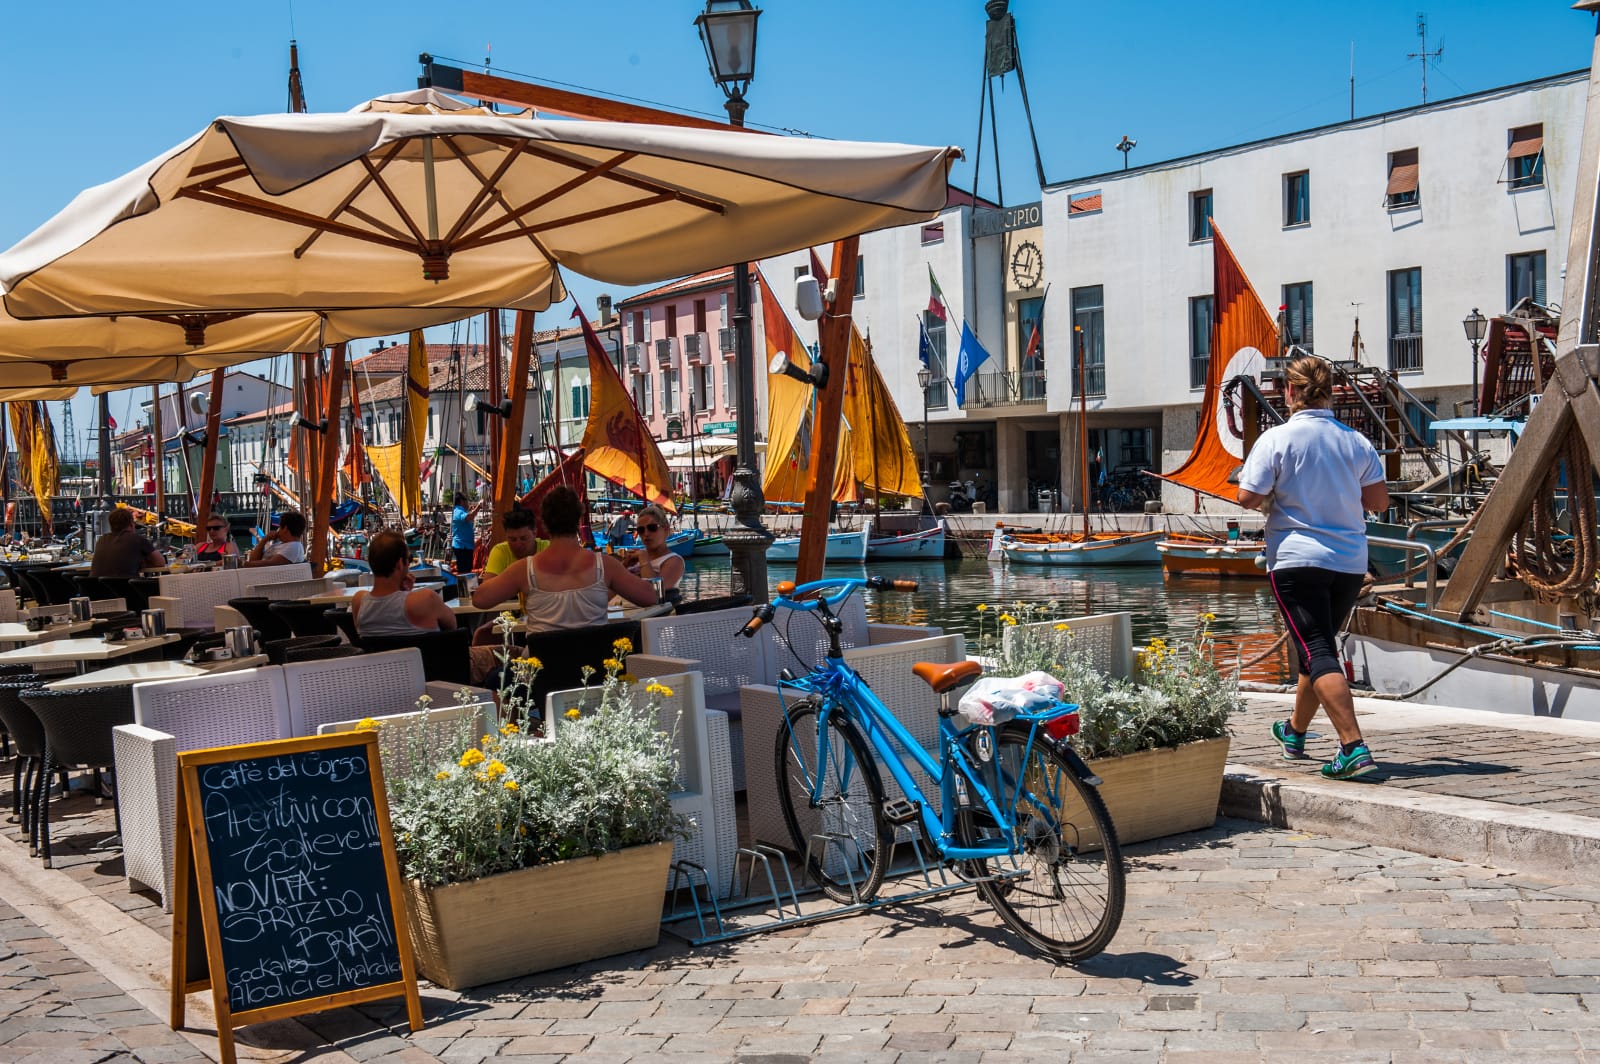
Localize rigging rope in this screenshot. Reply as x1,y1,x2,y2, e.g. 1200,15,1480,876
1510,424,1597,605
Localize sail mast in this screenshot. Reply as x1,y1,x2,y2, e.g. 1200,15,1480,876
1077,324,1090,539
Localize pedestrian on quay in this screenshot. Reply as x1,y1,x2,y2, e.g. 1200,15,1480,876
451,495,481,575
1236,354,1389,780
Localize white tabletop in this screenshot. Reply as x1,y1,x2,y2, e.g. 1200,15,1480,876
444,597,496,616
0,620,96,643
309,582,445,605
0,633,179,665
42,654,269,690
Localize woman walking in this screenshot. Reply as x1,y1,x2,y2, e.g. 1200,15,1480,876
1237,355,1389,780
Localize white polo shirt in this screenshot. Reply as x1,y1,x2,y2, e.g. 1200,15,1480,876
1237,409,1384,574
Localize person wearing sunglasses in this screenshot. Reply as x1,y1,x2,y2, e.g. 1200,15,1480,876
623,504,684,594
193,513,238,564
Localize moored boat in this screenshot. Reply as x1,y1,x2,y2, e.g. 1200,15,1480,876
867,522,946,559
1158,532,1266,578
691,534,729,557
1001,530,1162,566
767,528,870,563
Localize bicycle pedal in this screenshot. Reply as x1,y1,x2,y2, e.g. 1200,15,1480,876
881,798,920,825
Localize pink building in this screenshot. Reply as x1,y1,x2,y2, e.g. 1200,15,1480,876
616,268,737,444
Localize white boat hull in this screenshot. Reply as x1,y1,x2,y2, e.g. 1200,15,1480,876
767,528,869,563
1001,532,1162,567
866,524,946,559
1345,632,1600,722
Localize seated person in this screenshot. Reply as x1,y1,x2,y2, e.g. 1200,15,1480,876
619,503,684,593
353,531,457,636
244,510,307,567
472,486,657,633
193,512,239,564
91,507,165,578
481,507,548,577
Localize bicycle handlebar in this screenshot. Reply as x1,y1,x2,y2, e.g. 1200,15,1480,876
733,576,918,637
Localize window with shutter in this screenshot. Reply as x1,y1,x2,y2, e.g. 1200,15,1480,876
1189,296,1214,389
1385,148,1419,208
1506,125,1544,190
1508,251,1548,308
1283,282,1314,352
1388,268,1423,372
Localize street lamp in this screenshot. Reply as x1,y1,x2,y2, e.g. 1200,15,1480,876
916,366,933,484
696,0,771,601
1462,307,1488,416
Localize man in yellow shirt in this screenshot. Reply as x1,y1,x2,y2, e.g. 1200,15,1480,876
481,507,547,577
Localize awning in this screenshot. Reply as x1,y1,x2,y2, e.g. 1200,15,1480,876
1429,416,1524,438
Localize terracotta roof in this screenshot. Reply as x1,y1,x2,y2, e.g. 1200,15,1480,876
1068,192,1102,214
617,267,735,308
353,342,496,377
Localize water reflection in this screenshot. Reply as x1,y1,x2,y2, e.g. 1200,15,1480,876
677,556,1289,682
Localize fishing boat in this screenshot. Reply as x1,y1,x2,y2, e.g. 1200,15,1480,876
691,533,729,557
1002,530,1163,566
1157,531,1265,578
767,527,869,563
867,520,947,558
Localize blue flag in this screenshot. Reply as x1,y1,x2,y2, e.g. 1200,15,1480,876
952,322,992,407
917,318,934,369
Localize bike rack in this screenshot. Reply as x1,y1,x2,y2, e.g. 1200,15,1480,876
659,829,1022,949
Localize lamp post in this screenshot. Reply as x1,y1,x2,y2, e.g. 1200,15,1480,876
696,0,771,601
1463,307,1488,456
916,366,933,482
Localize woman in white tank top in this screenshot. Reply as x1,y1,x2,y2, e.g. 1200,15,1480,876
472,486,658,631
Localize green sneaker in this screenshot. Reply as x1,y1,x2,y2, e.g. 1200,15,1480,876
1271,720,1308,760
1321,743,1377,780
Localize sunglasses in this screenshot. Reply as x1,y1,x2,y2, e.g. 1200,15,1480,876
207,524,226,531
637,523,663,533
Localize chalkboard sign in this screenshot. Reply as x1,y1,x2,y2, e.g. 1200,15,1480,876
169,732,421,1064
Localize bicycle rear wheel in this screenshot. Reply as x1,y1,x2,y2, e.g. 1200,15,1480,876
775,698,891,904
962,724,1125,962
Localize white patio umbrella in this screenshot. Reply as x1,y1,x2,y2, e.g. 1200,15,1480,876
0,89,956,321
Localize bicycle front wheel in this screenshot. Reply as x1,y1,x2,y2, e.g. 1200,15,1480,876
775,698,891,904
964,724,1125,962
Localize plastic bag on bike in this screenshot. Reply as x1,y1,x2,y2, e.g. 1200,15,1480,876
957,670,1066,725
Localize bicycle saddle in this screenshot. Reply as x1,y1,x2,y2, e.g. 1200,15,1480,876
912,659,982,694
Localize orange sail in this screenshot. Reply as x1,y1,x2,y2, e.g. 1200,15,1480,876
1158,224,1277,503
757,269,857,503
576,306,676,510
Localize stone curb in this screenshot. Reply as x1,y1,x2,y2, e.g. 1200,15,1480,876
1221,761,1600,880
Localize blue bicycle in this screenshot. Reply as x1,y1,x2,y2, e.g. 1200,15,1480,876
741,576,1125,962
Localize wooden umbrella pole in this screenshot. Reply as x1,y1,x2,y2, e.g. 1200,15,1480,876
491,311,534,542
309,344,347,572
194,369,226,527
151,384,167,516
298,352,321,510
795,235,860,584
487,310,502,510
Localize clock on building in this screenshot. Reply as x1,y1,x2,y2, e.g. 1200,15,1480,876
1011,240,1043,289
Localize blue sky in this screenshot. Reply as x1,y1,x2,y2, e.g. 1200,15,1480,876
0,0,1593,452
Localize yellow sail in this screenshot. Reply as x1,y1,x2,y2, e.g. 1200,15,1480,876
758,278,860,504
366,442,405,510
844,331,924,499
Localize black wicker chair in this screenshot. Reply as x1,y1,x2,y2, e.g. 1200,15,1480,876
264,635,342,666
673,592,753,616
227,597,294,644
324,607,360,645
70,575,114,602
354,628,474,686
22,685,135,868
0,681,52,842
13,568,50,609
284,643,364,664
32,567,80,606
512,619,644,710
267,600,338,637
126,578,161,614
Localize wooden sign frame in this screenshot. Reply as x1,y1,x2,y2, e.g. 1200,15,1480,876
169,731,422,1064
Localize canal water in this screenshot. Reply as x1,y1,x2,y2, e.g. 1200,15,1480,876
676,556,1291,683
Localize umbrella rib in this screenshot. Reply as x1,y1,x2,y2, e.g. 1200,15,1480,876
437,134,530,247
175,186,422,256
482,137,727,215
294,141,411,259
454,150,640,249
358,154,431,247
467,193,674,251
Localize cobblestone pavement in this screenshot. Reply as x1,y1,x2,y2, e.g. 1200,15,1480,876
1230,695,1600,819
0,897,208,1063
4,781,1599,1062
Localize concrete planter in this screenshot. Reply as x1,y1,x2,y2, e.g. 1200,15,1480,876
1088,737,1231,844
401,841,672,989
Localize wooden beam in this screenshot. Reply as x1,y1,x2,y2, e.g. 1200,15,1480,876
1436,364,1575,618
487,311,503,520
194,370,225,529
298,353,321,518
309,344,347,573
424,62,759,134
151,384,166,516
492,311,535,542
795,236,860,584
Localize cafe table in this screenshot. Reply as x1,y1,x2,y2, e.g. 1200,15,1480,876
0,620,97,645
0,633,180,673
42,653,269,690
308,582,445,605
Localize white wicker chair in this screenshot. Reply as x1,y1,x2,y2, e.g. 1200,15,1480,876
1003,612,1134,679
116,667,294,911
317,701,496,782
742,632,967,852
149,563,312,630
247,577,335,601
283,648,476,736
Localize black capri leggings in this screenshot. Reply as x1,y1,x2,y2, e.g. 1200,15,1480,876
1269,566,1364,682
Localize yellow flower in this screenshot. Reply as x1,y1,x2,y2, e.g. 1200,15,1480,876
500,722,520,736
1202,612,1216,622
515,655,543,671
612,636,634,655
1054,623,1070,631
602,657,624,673
503,779,519,792
565,707,582,721
976,603,989,612
998,613,1018,626
434,770,450,781
354,717,380,731
484,759,507,778
646,682,675,698
459,747,485,768
621,673,637,684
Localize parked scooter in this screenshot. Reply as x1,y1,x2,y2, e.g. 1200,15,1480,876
945,481,974,514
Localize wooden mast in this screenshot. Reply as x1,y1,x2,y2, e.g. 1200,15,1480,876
795,236,860,583
491,312,534,541
309,344,347,571
150,384,166,516
1076,324,1090,538
194,369,226,526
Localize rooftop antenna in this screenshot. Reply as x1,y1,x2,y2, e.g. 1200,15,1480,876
1116,135,1136,170
968,0,1049,207
1350,302,1366,365
1406,13,1443,104
1349,41,1355,120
